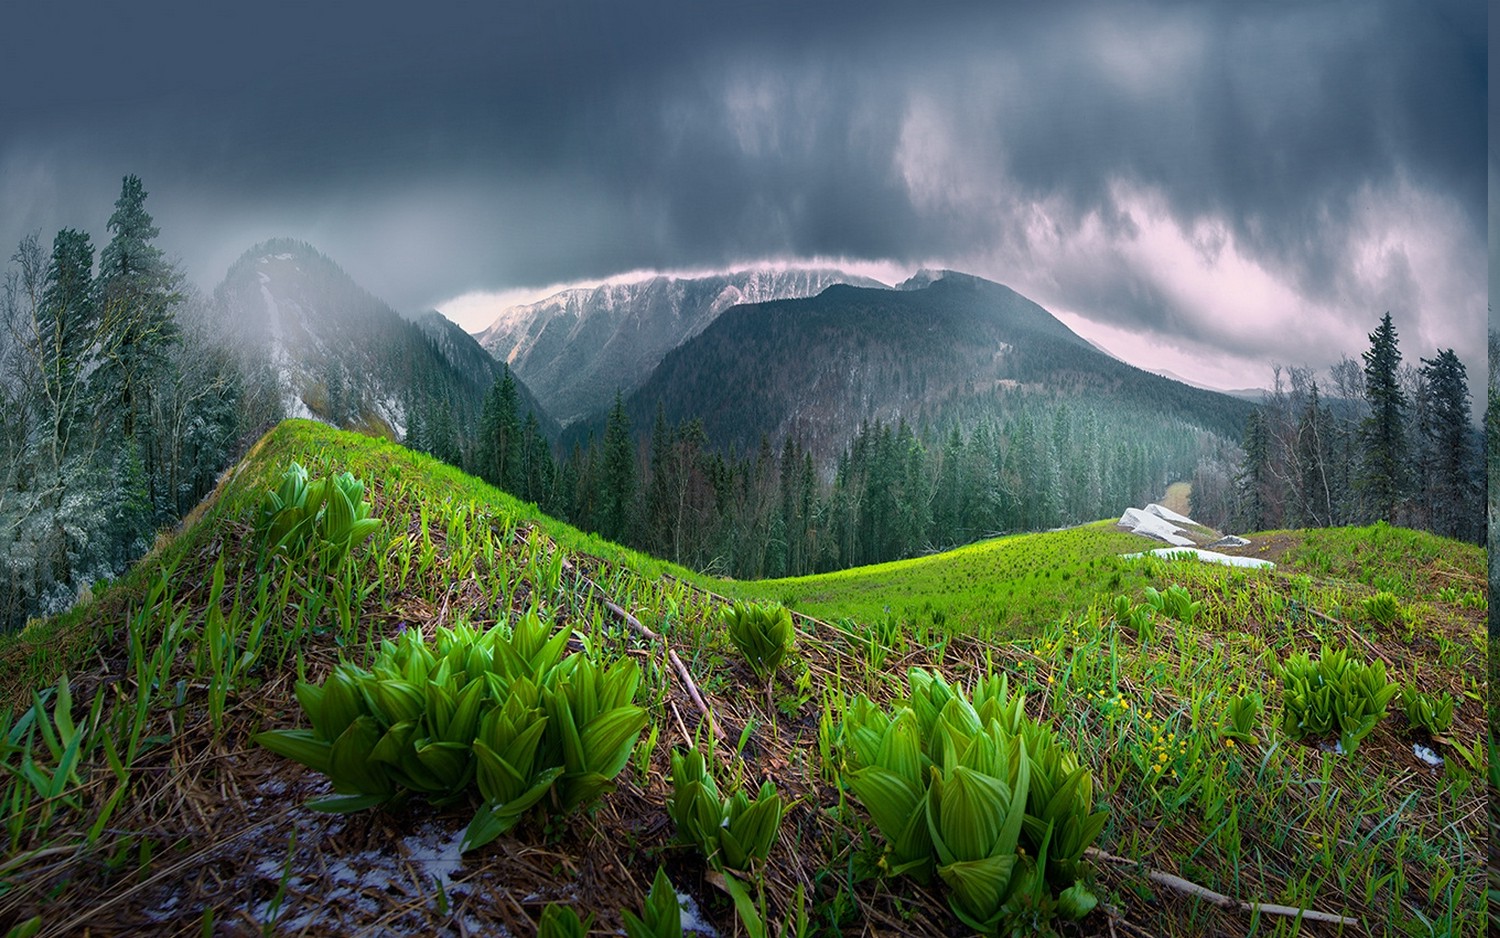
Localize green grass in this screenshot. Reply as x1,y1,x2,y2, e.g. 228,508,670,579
716,523,1163,639
0,419,1485,937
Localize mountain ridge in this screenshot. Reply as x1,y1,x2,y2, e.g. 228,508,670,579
474,267,887,424
210,239,552,447
582,272,1255,462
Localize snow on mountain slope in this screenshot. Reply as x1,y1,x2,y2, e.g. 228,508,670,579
474,268,886,424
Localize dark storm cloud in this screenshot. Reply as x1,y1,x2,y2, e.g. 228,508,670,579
0,0,1484,385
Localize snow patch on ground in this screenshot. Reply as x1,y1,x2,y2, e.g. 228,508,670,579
1206,535,1251,549
1124,547,1275,570
677,888,721,937
1144,502,1196,526
1118,507,1195,547
1413,744,1443,768
402,822,467,890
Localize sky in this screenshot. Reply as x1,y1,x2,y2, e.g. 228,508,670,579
0,0,1487,396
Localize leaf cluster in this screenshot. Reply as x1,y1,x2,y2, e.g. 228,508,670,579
723,602,794,681
1278,646,1399,753
842,669,1103,931
254,462,382,573
1218,691,1263,745
1361,591,1403,628
1398,685,1454,736
254,611,647,853
622,867,686,938
668,746,786,873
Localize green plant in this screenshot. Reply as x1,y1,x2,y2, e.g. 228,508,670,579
1363,591,1401,629
255,612,647,852
1143,584,1201,628
668,746,786,872
1279,647,1399,753
1113,594,1156,645
622,866,684,938
841,668,1102,930
1399,686,1455,736
255,462,382,573
1218,691,1263,745
537,903,591,938
723,602,794,681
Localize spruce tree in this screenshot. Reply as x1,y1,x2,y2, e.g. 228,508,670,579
598,392,635,543
96,175,179,440
1237,410,1271,531
1416,349,1475,541
38,229,97,458
1357,313,1407,523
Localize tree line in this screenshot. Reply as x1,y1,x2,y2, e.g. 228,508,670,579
445,372,1215,579
0,177,280,630
1236,313,1483,543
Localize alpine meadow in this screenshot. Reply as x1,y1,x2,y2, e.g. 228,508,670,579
0,3,1489,937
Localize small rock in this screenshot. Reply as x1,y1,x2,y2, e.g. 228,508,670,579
1206,535,1251,549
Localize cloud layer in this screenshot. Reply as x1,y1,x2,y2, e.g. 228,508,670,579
0,0,1485,392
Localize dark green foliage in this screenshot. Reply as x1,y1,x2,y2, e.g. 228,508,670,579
622,867,685,938
597,393,636,543
1415,349,1478,541
723,602,794,680
1358,313,1408,523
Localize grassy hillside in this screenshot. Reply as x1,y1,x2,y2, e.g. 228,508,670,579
0,421,1485,936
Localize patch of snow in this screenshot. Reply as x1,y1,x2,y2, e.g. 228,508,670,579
1123,547,1275,570
1118,507,1195,547
401,822,467,890
677,888,720,937
1145,503,1197,526
1412,744,1443,768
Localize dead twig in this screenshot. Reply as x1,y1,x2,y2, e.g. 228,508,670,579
560,557,725,740
1087,847,1361,927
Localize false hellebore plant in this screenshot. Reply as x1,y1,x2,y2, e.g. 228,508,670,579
842,669,1104,931
255,611,647,852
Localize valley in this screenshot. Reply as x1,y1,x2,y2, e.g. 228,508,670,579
0,421,1485,936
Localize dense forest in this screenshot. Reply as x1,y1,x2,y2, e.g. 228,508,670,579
442,311,1484,582
446,367,1221,579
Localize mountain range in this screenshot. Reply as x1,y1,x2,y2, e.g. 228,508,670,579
565,270,1255,461
474,268,886,425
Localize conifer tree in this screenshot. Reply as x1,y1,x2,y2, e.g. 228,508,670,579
1416,349,1476,541
598,392,635,543
1237,410,1272,531
1357,313,1407,523
96,175,180,440
477,368,521,491
38,229,98,463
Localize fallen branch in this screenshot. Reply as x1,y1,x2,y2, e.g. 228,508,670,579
560,556,725,740
1086,848,1360,927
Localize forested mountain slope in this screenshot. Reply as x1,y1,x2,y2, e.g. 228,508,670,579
212,240,551,447
475,268,886,425
608,272,1254,463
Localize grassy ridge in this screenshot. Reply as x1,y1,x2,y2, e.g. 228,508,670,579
0,420,1486,936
